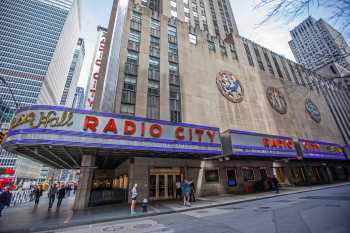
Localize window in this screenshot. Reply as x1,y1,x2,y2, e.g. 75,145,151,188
169,85,181,122
189,33,197,44
244,43,254,66
272,56,283,79
254,47,264,71
242,168,255,182
205,169,219,183
208,41,215,52
263,51,274,74
226,169,237,187
147,81,160,119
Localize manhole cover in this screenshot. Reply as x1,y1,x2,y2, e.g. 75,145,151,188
102,226,125,232
133,223,153,229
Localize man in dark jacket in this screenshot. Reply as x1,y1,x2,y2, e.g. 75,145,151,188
0,187,12,217
56,185,66,208
48,184,58,209
271,175,280,194
33,186,43,205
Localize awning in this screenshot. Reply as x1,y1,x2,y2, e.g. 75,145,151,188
299,139,346,160
3,105,222,168
219,129,299,159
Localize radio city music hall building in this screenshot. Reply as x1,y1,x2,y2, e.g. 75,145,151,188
3,0,350,209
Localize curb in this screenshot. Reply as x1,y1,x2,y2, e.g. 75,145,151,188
35,182,350,232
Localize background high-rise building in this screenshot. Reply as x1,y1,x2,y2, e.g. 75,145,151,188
289,17,350,72
139,0,239,38
73,86,85,109
0,0,81,184
60,38,85,107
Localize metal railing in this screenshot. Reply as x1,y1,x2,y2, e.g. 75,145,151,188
9,190,33,207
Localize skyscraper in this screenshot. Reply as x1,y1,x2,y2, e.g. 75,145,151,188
60,38,85,107
289,17,350,71
73,86,85,109
0,0,81,183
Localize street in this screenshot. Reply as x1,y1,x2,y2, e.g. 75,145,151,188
47,185,350,233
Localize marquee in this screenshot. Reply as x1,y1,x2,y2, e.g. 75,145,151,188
4,105,222,156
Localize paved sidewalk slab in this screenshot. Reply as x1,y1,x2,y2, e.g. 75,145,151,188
0,182,348,233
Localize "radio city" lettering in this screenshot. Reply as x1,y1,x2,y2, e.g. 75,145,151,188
262,137,294,149
83,116,217,143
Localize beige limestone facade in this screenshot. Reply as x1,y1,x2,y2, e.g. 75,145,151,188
95,2,344,145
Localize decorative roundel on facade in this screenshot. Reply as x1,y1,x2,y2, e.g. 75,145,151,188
216,71,244,103
266,87,287,114
305,98,321,123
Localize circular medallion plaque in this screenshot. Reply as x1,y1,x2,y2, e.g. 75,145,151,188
305,98,321,123
266,87,287,114
216,71,244,103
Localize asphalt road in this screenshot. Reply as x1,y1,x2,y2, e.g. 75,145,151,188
52,185,350,233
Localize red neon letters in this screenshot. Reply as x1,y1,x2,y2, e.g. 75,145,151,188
82,116,216,143
303,142,321,151
262,137,294,149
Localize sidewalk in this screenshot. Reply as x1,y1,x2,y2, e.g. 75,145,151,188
0,182,349,233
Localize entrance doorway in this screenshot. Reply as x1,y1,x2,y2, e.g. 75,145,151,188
149,168,183,201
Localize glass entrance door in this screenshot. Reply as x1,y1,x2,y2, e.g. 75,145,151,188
149,169,182,201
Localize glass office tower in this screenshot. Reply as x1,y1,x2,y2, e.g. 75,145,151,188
0,0,80,182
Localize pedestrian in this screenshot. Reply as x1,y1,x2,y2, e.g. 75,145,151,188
33,185,43,205
56,185,66,208
175,179,182,200
130,184,138,216
73,183,78,195
48,184,58,209
182,179,190,206
271,175,279,194
65,184,71,197
0,186,12,217
189,179,196,202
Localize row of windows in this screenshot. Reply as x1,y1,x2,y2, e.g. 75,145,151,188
1,20,62,41
0,62,47,76
0,44,54,61
1,50,51,67
2,0,68,22
243,39,322,90
0,11,64,34
0,31,58,51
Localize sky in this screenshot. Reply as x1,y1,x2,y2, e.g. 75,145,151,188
77,0,349,89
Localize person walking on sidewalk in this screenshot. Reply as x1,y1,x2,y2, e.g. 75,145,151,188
130,184,138,216
48,184,58,209
56,185,66,208
33,185,43,206
0,186,12,217
182,179,190,206
189,178,196,202
175,179,182,200
271,175,279,194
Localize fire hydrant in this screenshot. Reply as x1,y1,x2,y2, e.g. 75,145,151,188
142,198,148,213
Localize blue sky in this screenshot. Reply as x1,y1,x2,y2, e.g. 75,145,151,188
78,0,349,88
